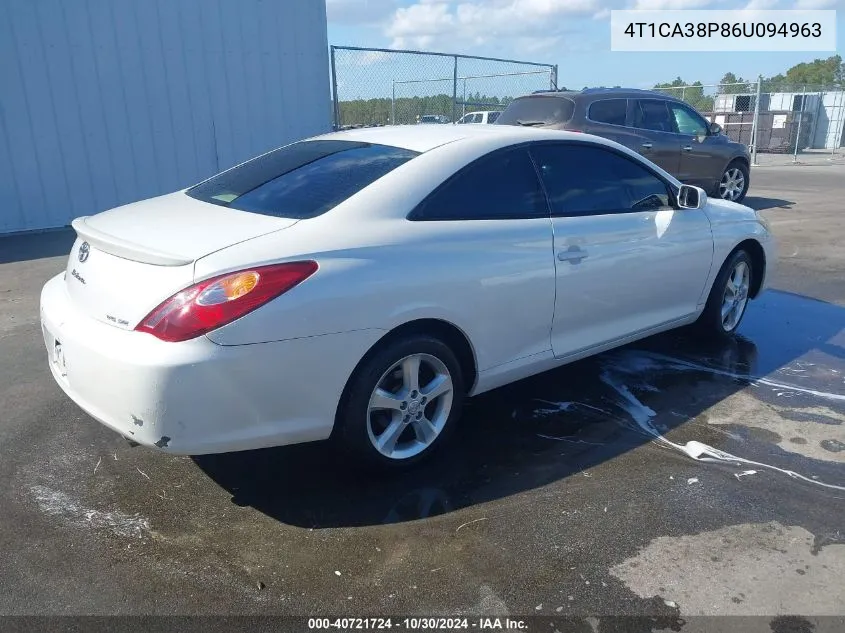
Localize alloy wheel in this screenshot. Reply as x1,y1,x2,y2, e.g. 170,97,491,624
719,167,746,201
721,260,750,332
366,353,454,460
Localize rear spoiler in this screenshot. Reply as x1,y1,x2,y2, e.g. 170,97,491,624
71,217,193,267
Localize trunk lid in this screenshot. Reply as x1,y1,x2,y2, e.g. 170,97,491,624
65,193,297,330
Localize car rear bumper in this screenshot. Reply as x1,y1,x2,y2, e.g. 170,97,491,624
40,273,384,455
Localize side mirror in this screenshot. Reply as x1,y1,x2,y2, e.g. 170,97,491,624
709,122,723,136
677,184,707,210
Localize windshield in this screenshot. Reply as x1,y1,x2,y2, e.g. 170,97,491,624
496,96,575,126
187,140,419,219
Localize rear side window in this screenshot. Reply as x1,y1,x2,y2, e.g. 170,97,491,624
187,140,419,219
411,148,548,221
530,144,672,217
588,99,627,126
487,111,501,123
633,99,675,133
496,96,575,126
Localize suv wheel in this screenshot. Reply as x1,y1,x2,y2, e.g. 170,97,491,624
716,161,749,203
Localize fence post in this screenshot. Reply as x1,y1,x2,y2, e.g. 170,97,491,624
552,64,558,90
330,46,340,130
391,80,396,125
833,89,844,155
809,89,823,148
451,56,458,124
750,75,762,166
793,85,806,162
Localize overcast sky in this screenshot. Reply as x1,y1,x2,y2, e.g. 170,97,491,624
326,0,844,90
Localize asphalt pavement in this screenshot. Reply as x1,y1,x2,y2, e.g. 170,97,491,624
1,163,844,631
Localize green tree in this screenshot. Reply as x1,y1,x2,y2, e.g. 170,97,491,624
718,72,752,94
653,78,714,112
761,55,844,91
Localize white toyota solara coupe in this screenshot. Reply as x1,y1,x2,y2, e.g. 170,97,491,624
41,125,775,468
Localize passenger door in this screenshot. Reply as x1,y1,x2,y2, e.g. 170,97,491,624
410,147,557,371
630,99,682,176
583,98,643,150
529,142,714,359
666,101,723,188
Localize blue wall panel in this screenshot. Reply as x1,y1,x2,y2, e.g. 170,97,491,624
0,0,330,233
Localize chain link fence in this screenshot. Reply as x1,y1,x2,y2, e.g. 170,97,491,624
330,46,557,129
653,81,845,164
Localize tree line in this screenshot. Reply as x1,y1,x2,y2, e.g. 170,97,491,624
338,92,516,126
652,55,844,112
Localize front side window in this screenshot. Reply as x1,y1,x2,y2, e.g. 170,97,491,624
588,99,628,126
633,99,674,133
412,148,547,221
187,140,419,219
530,144,672,217
669,102,709,136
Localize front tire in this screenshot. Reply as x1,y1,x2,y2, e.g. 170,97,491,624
716,161,749,203
334,335,465,470
695,249,753,337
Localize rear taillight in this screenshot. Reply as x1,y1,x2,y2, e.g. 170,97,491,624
135,261,318,342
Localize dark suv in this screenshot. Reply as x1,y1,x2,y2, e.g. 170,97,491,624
496,88,751,202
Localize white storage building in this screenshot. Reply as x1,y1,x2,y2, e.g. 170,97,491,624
0,0,331,233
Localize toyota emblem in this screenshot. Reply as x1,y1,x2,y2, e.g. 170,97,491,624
78,242,90,263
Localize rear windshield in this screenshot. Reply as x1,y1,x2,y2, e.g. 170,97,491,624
496,96,575,126
187,140,419,219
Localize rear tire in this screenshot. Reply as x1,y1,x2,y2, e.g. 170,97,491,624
695,249,753,338
715,161,750,203
334,335,465,470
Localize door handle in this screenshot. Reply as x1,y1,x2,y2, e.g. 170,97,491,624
641,142,653,149
683,145,692,151
558,246,588,264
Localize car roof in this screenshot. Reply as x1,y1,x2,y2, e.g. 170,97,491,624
528,87,685,102
316,124,590,153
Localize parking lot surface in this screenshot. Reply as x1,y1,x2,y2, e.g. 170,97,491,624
1,164,844,627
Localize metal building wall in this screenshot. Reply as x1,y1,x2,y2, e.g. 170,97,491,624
0,0,330,233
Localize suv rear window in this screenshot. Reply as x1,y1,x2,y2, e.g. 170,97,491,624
496,96,575,126
588,99,627,126
187,140,419,219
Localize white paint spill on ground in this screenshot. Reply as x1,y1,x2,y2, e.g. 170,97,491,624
536,434,603,446
531,400,573,416
599,359,845,492
533,400,611,417
616,350,845,403
735,470,757,479
30,485,150,539
610,522,845,615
